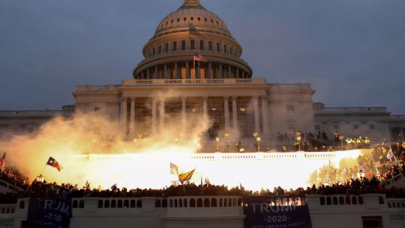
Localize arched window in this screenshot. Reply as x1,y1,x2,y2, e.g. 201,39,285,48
171,19,173,24
177,18,180,22
217,43,220,52
155,199,161,208
124,200,129,208
184,199,188,207
158,45,162,54
191,40,195,50
153,48,155,56
162,199,168,208
98,200,103,208
190,199,196,207
79,200,84,208
358,197,364,205
200,40,204,50
182,41,186,50
184,17,187,21
165,21,168,25
137,200,142,208
320,197,325,205
19,201,25,209
165,43,169,52
333,197,338,205
204,198,210,207
198,17,201,21
130,200,135,208
197,199,203,207
73,200,78,208
211,19,214,23
224,45,227,53
379,196,385,205
211,199,217,207
104,200,110,208
205,18,208,22
352,197,357,205
111,200,116,208
216,21,219,25
339,197,344,205
118,200,123,208
209,41,213,51
191,17,194,21
173,41,177,51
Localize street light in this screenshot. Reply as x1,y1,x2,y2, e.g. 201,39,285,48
257,136,261,152
296,132,302,151
216,137,220,152
339,135,345,149
224,132,230,152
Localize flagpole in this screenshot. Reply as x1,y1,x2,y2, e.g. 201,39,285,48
40,164,47,176
193,50,196,79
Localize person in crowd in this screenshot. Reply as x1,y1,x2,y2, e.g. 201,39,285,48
283,133,289,142
365,137,371,149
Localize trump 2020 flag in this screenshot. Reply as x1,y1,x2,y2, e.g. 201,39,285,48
46,157,63,172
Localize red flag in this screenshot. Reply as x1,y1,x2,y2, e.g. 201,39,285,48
194,53,207,62
0,153,6,170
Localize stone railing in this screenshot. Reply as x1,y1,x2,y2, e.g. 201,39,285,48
314,107,388,113
0,110,73,116
121,78,266,86
387,198,405,209
0,179,23,193
63,151,357,163
307,194,387,210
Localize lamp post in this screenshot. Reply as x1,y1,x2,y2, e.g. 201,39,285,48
296,132,302,151
339,135,345,149
224,132,230,152
36,175,44,183
216,137,220,152
253,132,261,152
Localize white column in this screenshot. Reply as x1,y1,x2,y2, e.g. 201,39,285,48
203,96,208,119
160,100,165,133
130,97,136,136
232,96,238,130
152,98,157,135
182,96,187,133
261,96,269,135
175,62,179,79
219,64,223,79
224,96,230,132
208,63,212,79
253,96,260,133
121,97,128,135
164,64,167,79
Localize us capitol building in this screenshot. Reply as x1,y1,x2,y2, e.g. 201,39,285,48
0,0,404,147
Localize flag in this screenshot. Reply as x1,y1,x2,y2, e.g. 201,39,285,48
178,169,196,184
46,157,63,172
360,166,366,173
85,181,91,190
170,163,185,175
0,153,6,170
194,53,207,62
111,184,117,191
170,163,179,175
94,85,110,92
205,178,211,186
387,148,394,162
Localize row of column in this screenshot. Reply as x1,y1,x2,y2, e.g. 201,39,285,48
135,62,250,80
120,96,269,136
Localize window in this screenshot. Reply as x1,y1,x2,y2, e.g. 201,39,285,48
230,47,233,55
165,43,169,52
205,18,207,22
165,21,168,25
198,17,200,21
182,41,186,50
287,105,294,112
171,20,173,24
216,21,219,25
177,18,180,22
191,17,194,21
184,17,187,21
200,40,204,50
158,45,162,54
224,45,227,53
211,19,213,23
369,125,375,130
315,125,320,131
362,216,383,228
217,43,220,52
173,42,177,51
191,40,195,50
288,125,296,133
353,125,359,130
209,41,213,51
153,48,155,55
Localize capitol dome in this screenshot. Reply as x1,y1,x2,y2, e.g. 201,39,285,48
133,0,252,80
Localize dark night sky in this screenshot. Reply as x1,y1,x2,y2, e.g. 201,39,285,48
0,0,404,114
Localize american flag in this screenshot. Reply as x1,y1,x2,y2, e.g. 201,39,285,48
194,53,208,62
170,163,185,175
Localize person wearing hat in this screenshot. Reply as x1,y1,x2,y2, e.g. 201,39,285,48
365,137,371,149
